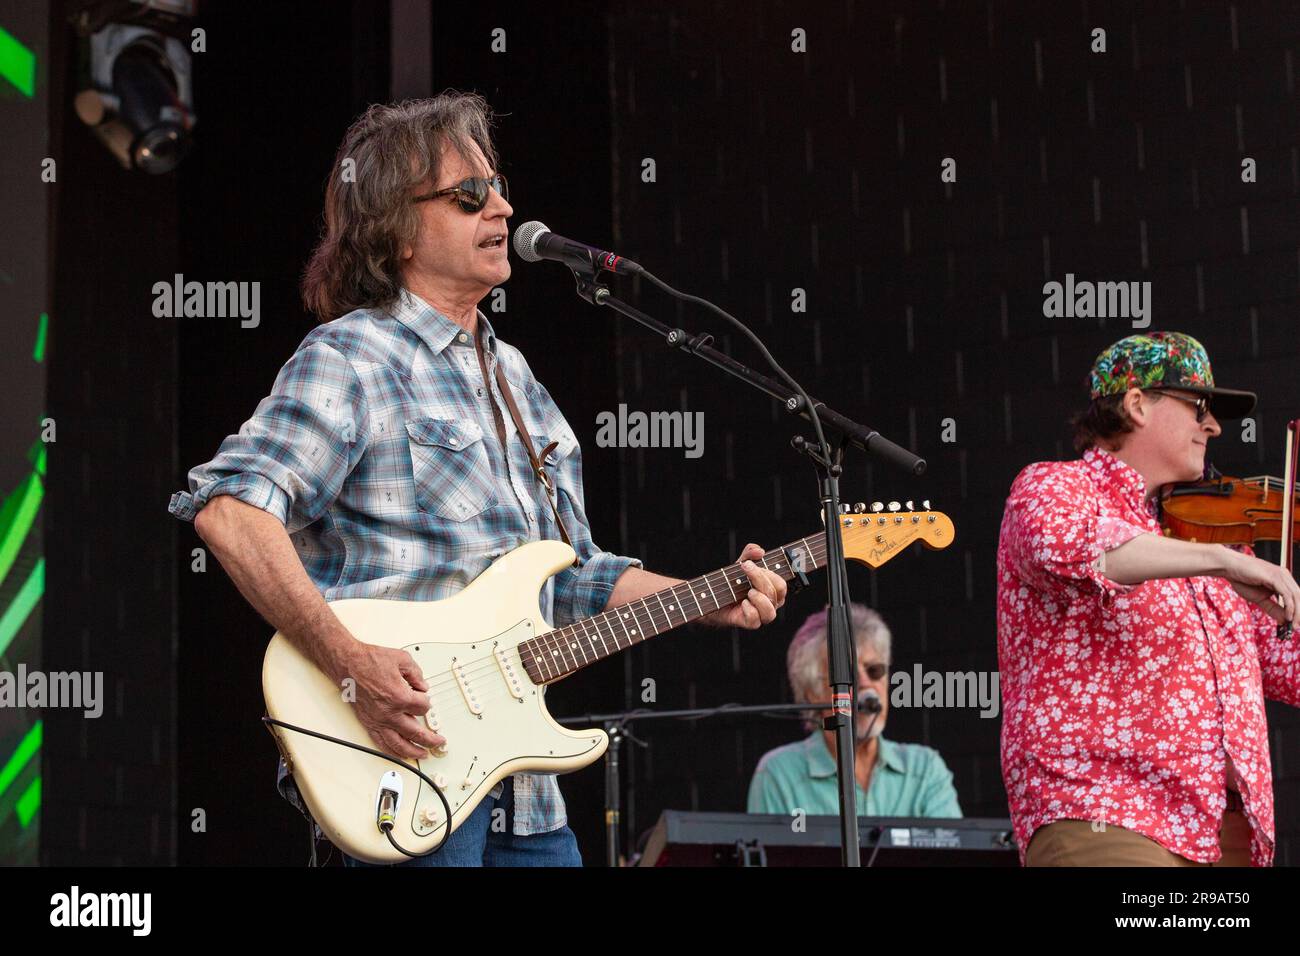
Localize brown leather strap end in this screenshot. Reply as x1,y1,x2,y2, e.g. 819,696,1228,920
485,351,575,552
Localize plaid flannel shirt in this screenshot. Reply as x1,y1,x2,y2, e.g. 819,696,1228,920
169,287,642,836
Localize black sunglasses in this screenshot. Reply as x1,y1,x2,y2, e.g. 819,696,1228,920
863,662,888,681
412,174,508,213
1153,390,1211,423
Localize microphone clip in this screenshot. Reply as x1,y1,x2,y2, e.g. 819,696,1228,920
570,265,610,307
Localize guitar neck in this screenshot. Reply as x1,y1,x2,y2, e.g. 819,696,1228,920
518,532,830,684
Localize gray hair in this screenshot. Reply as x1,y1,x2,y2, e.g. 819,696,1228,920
786,604,891,720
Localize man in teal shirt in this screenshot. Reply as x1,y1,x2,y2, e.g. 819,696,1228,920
747,604,962,818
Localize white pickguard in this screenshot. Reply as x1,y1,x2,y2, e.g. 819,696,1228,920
262,539,608,864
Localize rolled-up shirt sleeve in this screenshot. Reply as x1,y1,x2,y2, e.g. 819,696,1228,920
1236,544,1300,707
1255,614,1300,707
1001,463,1149,603
167,340,370,532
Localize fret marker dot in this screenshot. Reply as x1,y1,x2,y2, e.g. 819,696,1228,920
775,563,782,569
631,629,637,636
668,604,675,610
623,612,629,619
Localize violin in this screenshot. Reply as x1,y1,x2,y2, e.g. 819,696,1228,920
1158,419,1298,639
1160,473,1300,546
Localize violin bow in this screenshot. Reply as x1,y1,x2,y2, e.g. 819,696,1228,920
1280,419,1298,640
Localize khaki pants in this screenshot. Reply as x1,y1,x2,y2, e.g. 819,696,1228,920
1025,811,1252,867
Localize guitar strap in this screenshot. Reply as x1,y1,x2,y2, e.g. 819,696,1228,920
474,338,575,555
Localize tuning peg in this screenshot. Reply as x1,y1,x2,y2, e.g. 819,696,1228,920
922,499,931,510
887,501,901,512
853,502,866,513
905,500,914,511
870,501,884,513
840,503,851,514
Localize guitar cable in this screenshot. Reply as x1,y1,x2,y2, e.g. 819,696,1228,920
262,716,453,859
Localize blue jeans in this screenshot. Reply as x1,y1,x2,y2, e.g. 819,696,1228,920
341,777,582,867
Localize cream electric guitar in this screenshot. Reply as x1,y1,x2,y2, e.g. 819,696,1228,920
262,503,954,863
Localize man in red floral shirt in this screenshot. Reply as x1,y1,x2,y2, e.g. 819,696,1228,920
998,331,1300,866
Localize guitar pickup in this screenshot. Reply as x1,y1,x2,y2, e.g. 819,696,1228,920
494,647,526,702
451,659,482,716
423,707,448,756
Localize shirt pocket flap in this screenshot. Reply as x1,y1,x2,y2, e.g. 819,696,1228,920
405,418,484,450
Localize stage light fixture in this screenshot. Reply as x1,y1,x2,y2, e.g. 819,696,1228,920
70,1,198,175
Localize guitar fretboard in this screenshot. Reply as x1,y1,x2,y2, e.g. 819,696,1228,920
518,533,831,684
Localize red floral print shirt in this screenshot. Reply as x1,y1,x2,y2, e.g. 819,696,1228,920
997,447,1300,865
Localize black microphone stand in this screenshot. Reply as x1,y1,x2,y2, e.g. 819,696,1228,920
564,264,925,867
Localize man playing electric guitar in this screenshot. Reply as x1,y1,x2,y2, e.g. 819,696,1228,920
168,93,788,867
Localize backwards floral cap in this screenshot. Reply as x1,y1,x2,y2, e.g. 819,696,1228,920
1088,332,1256,420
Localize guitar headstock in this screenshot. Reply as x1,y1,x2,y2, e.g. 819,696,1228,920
834,499,955,569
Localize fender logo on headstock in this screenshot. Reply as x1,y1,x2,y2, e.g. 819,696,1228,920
838,504,956,569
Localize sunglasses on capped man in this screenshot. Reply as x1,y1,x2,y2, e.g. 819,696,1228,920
412,174,508,213
1150,389,1211,423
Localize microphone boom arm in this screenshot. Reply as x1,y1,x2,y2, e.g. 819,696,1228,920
570,267,925,475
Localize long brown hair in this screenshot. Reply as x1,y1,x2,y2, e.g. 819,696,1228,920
301,91,500,321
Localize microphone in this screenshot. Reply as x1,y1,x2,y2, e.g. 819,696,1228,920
512,221,643,275
857,689,882,714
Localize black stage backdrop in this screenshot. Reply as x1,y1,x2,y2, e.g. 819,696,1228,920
44,0,180,865
40,0,1298,865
